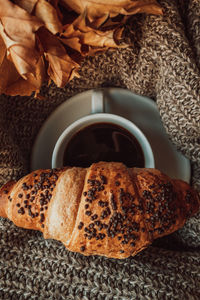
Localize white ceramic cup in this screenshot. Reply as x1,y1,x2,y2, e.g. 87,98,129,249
52,89,155,168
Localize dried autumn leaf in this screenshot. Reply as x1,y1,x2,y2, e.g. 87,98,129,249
0,36,46,96
0,0,47,95
35,0,63,34
0,35,6,68
49,0,64,24
14,0,38,13
37,27,80,87
62,0,163,27
61,12,125,56
0,0,44,79
15,0,63,34
0,0,163,96
0,49,46,96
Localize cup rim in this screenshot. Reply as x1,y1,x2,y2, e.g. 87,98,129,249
52,113,155,169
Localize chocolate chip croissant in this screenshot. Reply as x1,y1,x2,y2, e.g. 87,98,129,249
0,162,199,259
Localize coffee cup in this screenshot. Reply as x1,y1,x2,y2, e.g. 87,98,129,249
52,89,155,169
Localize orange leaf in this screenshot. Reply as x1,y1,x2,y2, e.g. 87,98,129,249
0,52,46,96
62,0,163,27
0,2,46,96
34,0,63,34
0,0,44,80
14,0,38,13
61,12,125,56
0,0,163,96
0,35,6,67
37,27,80,87
15,0,63,34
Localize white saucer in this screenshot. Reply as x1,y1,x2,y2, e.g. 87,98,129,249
31,88,191,183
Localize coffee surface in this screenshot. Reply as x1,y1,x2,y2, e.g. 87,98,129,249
63,122,144,168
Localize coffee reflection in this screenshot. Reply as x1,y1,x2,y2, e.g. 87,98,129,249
63,122,144,168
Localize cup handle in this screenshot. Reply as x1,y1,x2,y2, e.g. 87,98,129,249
91,89,104,113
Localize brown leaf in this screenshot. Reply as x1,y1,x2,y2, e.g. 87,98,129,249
0,52,46,96
15,0,63,34
37,27,80,87
14,0,37,13
34,0,63,34
0,35,6,67
62,0,163,27
0,0,163,96
0,0,44,80
49,0,64,23
0,2,46,96
61,12,125,56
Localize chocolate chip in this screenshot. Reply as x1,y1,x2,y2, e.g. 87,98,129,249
18,207,25,215
94,220,101,226
100,175,107,184
40,213,45,223
80,246,85,252
98,200,105,207
87,179,95,186
85,210,92,216
110,194,117,210
91,214,98,220
78,222,84,230
99,233,105,240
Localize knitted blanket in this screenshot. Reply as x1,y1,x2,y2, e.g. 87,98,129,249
0,0,200,299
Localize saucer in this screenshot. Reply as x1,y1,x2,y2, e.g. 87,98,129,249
31,88,191,183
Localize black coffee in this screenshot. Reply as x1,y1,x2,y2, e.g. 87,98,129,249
63,122,145,168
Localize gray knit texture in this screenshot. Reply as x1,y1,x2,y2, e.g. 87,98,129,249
0,0,200,299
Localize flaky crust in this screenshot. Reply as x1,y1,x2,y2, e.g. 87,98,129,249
0,162,199,259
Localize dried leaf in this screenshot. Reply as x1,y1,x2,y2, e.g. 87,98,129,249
49,0,64,23
0,0,46,95
61,13,125,56
0,52,46,96
0,35,6,67
34,0,63,34
14,0,37,13
0,0,163,96
37,27,80,87
62,0,163,27
0,0,44,79
15,0,63,34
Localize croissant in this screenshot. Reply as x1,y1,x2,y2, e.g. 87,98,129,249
0,162,199,259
